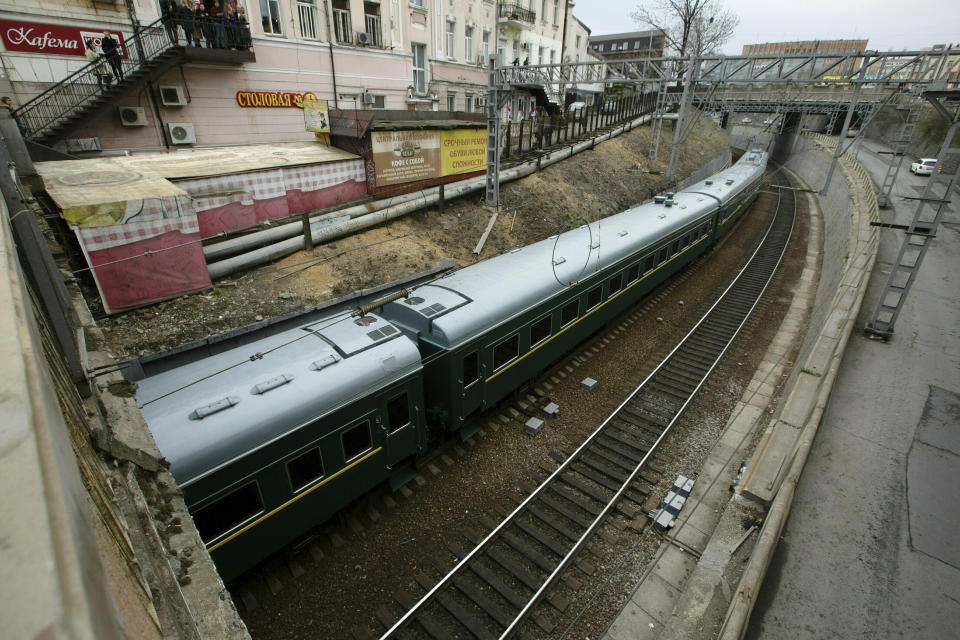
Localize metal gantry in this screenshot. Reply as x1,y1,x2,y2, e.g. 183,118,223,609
865,91,960,339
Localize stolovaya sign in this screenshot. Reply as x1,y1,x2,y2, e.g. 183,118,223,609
0,20,125,57
236,90,319,108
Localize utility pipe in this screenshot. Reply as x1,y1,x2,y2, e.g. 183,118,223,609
206,113,651,279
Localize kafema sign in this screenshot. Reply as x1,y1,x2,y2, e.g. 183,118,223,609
236,90,319,108
0,20,125,57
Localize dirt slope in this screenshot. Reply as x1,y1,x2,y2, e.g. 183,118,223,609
98,121,729,359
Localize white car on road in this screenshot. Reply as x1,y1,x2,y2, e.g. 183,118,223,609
910,158,939,176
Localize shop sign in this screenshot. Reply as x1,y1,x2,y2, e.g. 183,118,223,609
236,90,319,108
440,129,487,176
371,130,441,186
372,128,486,187
0,20,125,57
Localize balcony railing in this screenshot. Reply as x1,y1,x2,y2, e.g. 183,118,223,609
498,3,536,25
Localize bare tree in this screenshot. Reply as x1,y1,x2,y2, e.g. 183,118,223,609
632,0,739,58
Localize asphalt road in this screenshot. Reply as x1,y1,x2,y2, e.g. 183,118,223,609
745,139,960,639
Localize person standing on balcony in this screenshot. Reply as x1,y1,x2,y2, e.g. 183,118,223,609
161,0,180,45
211,2,227,49
101,31,123,83
235,6,250,50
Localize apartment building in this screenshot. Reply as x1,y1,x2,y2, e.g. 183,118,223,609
589,29,665,61
0,0,580,151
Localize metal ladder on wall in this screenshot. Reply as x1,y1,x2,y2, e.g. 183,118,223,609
876,94,925,208
648,80,672,160
865,100,960,339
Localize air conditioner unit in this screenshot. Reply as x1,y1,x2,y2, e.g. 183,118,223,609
159,85,188,106
168,122,196,144
118,106,147,127
361,92,375,105
356,31,369,45
476,54,485,66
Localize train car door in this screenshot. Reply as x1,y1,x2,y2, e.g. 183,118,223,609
380,388,421,466
459,348,484,424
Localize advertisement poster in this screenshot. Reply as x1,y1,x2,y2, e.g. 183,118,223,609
371,130,441,186
440,129,486,176
302,97,331,133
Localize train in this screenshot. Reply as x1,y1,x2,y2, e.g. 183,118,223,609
136,148,769,581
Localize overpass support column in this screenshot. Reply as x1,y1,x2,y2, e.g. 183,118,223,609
821,56,872,194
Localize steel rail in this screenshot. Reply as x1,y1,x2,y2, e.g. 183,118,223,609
379,171,796,639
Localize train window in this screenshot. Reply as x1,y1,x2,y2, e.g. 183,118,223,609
658,247,669,264
608,273,622,295
342,420,372,462
287,447,324,492
643,255,655,273
671,240,680,255
193,481,264,544
627,264,640,283
561,300,579,326
386,392,410,433
681,233,690,248
530,316,551,346
587,285,602,310
493,334,520,370
463,351,479,386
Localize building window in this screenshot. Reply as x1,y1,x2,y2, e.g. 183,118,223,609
364,2,382,47
260,0,282,34
412,43,426,93
446,20,456,58
297,0,318,39
541,0,547,21
342,420,372,461
587,285,602,310
575,35,581,51
482,30,490,60
287,447,324,492
386,392,411,434
464,92,473,112
530,315,551,346
372,94,386,108
332,0,352,44
410,0,425,7
465,25,473,62
538,45,544,64
463,351,479,386
634,40,640,49
193,482,264,544
493,334,520,370
550,49,555,64
561,299,578,326
553,0,559,25
447,93,457,111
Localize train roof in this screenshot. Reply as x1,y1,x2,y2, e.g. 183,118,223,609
383,150,766,350
136,312,421,487
683,149,767,202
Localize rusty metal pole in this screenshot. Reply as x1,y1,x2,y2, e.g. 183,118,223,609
302,212,313,250
438,183,445,214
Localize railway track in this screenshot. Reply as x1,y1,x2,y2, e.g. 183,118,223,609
378,171,797,640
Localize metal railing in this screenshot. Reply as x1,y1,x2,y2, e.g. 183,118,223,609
498,2,536,24
14,16,252,140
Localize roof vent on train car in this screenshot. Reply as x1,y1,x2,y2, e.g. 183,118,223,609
617,230,628,237
726,179,735,185
705,180,713,185
404,296,425,306
355,315,378,326
591,241,600,249
666,191,675,199
366,325,399,341
553,256,566,265
189,396,240,420
420,303,446,317
252,374,294,395
664,199,674,207
310,354,340,371
654,195,666,204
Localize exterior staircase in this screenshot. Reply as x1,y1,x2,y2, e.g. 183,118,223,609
13,18,253,144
